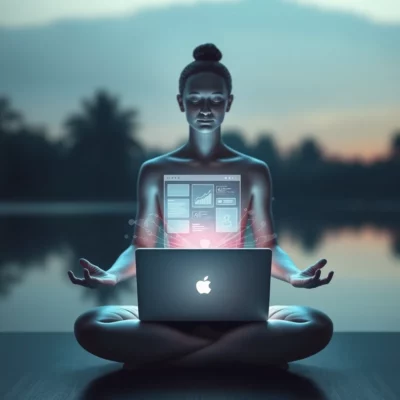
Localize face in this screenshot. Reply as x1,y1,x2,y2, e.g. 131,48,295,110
177,71,234,133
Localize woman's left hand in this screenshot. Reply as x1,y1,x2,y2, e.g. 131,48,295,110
289,259,334,289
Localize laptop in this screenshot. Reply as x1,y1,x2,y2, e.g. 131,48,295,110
135,248,272,322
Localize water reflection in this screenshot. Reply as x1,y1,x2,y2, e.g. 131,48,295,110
0,203,399,331
0,213,136,304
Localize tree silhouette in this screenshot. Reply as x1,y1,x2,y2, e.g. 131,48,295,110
62,90,145,200
0,96,23,136
5,126,59,200
0,96,62,200
252,132,281,166
289,136,324,165
0,97,23,192
390,130,400,160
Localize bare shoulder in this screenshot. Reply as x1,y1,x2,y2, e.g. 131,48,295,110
223,147,265,166
233,151,271,180
219,148,272,193
140,147,182,172
242,156,272,193
249,157,271,176
136,156,165,193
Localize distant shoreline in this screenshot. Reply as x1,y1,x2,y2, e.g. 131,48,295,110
0,202,137,215
0,200,399,215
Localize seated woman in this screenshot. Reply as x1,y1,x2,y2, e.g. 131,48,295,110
68,43,334,370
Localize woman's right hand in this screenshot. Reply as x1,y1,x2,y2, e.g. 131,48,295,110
68,258,118,288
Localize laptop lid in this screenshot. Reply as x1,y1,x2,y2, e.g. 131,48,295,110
135,248,272,322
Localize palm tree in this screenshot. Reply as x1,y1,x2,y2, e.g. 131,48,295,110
63,89,144,200
64,90,142,151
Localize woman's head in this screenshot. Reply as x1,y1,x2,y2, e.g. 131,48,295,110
177,43,234,133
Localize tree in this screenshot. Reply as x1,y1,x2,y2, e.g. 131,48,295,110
252,132,281,166
5,125,58,200
288,136,324,165
390,130,400,160
0,97,23,136
63,90,144,200
0,97,24,197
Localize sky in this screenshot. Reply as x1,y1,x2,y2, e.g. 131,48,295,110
0,0,399,162
1,0,400,27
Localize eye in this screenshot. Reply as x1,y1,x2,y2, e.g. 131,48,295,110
189,97,200,104
211,97,224,103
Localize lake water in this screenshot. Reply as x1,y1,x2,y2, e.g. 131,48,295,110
0,203,399,332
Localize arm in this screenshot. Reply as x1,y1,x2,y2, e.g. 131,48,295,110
249,162,301,283
108,161,160,283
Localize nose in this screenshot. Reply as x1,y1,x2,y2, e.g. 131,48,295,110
199,100,212,117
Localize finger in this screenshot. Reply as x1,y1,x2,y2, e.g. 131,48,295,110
302,265,317,277
305,259,327,275
84,268,100,287
68,270,78,282
84,268,92,281
318,271,334,286
313,269,322,280
68,270,85,285
80,258,98,270
314,259,328,270
80,258,92,269
81,259,101,274
304,270,323,287
304,269,321,285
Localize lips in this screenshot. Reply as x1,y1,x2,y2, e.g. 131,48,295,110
198,119,214,123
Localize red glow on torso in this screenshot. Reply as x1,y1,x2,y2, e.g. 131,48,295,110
165,232,244,249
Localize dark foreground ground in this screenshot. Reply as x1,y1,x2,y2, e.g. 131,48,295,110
0,332,399,400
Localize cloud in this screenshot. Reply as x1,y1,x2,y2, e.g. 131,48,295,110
0,0,238,28
285,0,400,24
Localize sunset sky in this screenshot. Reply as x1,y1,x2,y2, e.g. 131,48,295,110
1,0,399,162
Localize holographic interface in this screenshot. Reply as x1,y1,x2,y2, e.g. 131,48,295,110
164,174,241,247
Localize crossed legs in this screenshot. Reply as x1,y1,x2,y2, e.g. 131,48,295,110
74,305,333,368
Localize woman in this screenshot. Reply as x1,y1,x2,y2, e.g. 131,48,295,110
69,43,334,370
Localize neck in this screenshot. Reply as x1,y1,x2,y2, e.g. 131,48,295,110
186,125,223,161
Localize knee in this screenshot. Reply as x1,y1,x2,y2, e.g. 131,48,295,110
307,307,334,350
74,305,139,352
74,308,100,352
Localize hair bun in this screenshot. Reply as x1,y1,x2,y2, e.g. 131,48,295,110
193,43,222,62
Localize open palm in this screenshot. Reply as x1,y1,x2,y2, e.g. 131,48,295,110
68,258,117,289
290,259,334,289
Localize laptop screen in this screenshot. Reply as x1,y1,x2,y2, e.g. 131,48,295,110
163,174,241,248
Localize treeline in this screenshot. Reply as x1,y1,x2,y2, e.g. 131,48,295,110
1,90,399,202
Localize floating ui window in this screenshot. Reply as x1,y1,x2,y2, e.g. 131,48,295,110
163,174,241,235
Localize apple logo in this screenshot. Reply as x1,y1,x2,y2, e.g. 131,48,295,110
196,276,211,294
